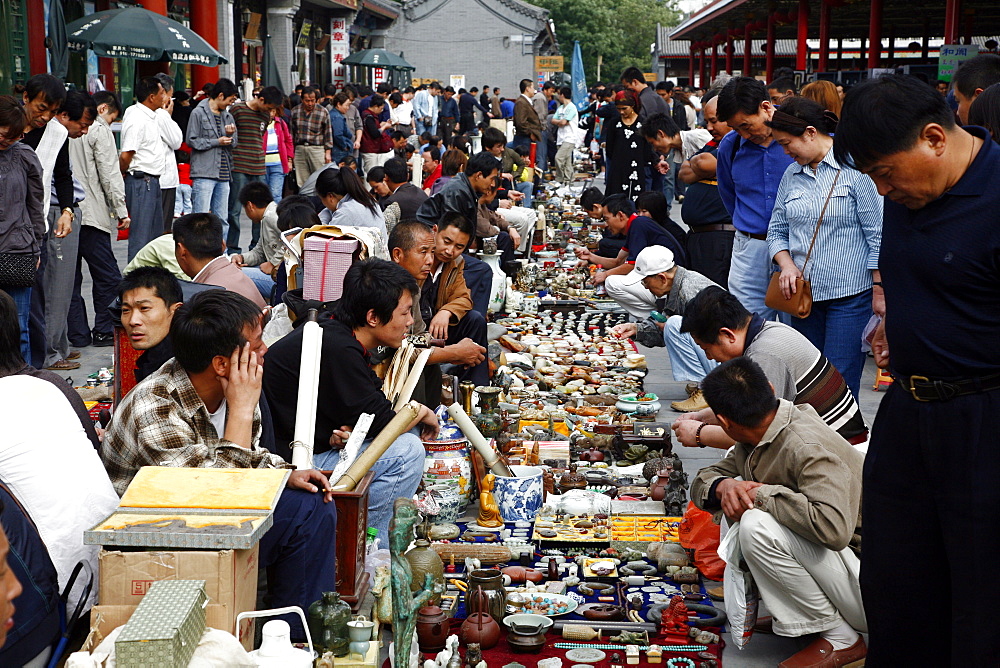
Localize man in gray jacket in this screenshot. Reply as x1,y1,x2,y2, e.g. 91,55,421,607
67,91,129,347
185,78,238,223
610,245,719,411
691,357,867,668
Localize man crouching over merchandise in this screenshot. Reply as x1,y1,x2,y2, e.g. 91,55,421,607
691,357,866,668
103,290,337,636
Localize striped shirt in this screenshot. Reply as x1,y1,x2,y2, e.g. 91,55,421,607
747,319,867,440
230,101,270,175
767,148,882,301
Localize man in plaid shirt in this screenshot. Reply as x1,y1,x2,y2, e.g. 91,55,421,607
289,86,333,187
102,290,336,638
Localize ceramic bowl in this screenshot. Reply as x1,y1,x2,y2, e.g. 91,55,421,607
503,613,553,635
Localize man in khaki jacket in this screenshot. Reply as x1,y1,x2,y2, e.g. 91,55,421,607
691,356,867,668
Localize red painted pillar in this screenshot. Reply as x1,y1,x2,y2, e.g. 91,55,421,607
26,0,47,75
796,0,810,71
726,34,734,73
944,0,961,45
765,12,776,82
689,46,696,86
710,42,718,80
190,0,220,91
818,1,831,72
744,23,752,75
963,9,974,45
698,49,706,88
137,0,167,12
867,0,883,69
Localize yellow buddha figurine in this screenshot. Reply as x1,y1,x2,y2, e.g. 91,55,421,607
476,473,505,528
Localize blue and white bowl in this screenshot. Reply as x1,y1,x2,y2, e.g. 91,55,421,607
494,465,544,522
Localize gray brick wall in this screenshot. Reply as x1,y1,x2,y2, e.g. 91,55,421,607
385,0,547,100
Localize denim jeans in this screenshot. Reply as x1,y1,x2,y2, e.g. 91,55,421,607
124,173,162,261
191,178,229,225
174,183,193,217
789,289,872,400
514,180,534,209
729,231,783,322
227,172,262,254
243,266,275,303
312,428,424,547
7,286,31,361
664,315,717,383
264,163,284,203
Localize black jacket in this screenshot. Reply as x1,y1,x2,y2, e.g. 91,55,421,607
415,172,478,229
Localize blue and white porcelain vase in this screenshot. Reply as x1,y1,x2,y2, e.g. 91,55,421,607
429,484,463,523
493,465,544,522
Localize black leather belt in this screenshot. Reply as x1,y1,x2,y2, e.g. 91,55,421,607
128,171,159,179
898,372,1000,402
689,223,736,233
739,231,767,241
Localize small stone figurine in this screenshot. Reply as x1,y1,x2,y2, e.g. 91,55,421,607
465,643,483,668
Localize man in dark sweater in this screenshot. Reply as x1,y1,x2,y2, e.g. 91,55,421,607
263,259,440,543
380,157,428,221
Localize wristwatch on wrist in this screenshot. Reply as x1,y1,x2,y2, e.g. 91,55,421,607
61,207,75,222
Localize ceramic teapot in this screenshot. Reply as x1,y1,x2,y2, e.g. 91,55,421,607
459,586,501,649
415,605,450,653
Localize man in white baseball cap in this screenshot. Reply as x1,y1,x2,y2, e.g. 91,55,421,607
610,245,721,411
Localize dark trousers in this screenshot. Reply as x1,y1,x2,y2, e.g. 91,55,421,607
443,309,489,386
686,227,735,288
259,487,338,639
862,384,1000,666
227,172,263,255
160,187,175,233
645,165,664,193
124,173,162,261
459,112,476,135
440,117,456,146
69,226,123,343
28,237,47,368
462,252,492,317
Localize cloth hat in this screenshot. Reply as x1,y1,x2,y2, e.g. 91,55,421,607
621,245,676,285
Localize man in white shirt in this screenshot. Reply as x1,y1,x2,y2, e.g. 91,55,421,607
154,73,183,236
551,86,579,185
119,76,169,260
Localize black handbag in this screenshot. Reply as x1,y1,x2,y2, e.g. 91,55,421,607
0,253,36,289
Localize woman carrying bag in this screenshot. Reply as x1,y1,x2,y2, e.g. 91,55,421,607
765,97,883,399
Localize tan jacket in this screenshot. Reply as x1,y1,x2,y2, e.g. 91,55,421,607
194,256,267,309
514,95,542,141
424,255,472,324
691,399,864,555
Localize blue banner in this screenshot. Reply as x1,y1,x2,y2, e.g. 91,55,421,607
571,41,588,111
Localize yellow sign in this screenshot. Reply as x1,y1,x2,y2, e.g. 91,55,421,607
535,55,564,72
643,72,657,82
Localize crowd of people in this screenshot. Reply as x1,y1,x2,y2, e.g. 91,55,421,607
0,49,999,666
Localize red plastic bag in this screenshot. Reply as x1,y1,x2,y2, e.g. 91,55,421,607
678,501,725,581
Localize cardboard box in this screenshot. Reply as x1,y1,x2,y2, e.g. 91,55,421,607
98,547,258,650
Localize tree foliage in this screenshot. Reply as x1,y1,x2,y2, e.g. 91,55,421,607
535,0,681,83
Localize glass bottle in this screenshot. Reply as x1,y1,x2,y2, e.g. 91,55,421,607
307,591,351,656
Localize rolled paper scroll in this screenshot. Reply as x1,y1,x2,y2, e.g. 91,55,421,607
333,401,423,491
447,402,514,478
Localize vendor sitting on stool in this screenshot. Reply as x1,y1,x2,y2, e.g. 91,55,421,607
691,356,867,668
389,220,487,406
102,290,337,637
263,259,440,544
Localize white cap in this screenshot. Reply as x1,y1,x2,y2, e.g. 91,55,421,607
621,245,676,285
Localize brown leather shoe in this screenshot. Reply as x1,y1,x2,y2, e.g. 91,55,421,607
777,636,866,668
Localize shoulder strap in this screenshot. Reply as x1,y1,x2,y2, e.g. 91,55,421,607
801,169,841,276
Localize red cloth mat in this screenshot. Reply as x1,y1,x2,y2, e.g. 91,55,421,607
412,629,724,668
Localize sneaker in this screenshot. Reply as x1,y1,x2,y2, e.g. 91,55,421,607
92,331,114,347
683,382,699,397
671,388,708,412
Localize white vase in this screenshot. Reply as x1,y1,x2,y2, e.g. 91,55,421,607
481,252,506,314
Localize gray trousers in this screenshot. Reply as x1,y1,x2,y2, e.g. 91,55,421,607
42,205,81,366
124,173,163,261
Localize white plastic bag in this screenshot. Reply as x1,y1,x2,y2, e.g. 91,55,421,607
719,520,760,650
262,303,293,346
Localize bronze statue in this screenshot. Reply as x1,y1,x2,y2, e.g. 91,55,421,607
391,498,444,668
475,474,505,528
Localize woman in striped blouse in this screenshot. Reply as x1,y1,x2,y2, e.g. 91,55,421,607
766,97,883,399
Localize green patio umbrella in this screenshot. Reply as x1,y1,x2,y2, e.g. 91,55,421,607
47,0,69,79
341,48,414,71
262,33,282,90
65,6,227,66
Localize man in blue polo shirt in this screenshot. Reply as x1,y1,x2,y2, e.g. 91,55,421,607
574,194,685,319
715,77,794,321
834,75,1000,666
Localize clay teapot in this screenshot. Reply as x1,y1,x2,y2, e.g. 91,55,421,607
459,587,501,649
649,469,671,502
581,604,627,621
501,566,545,585
579,447,606,463
415,605,450,653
